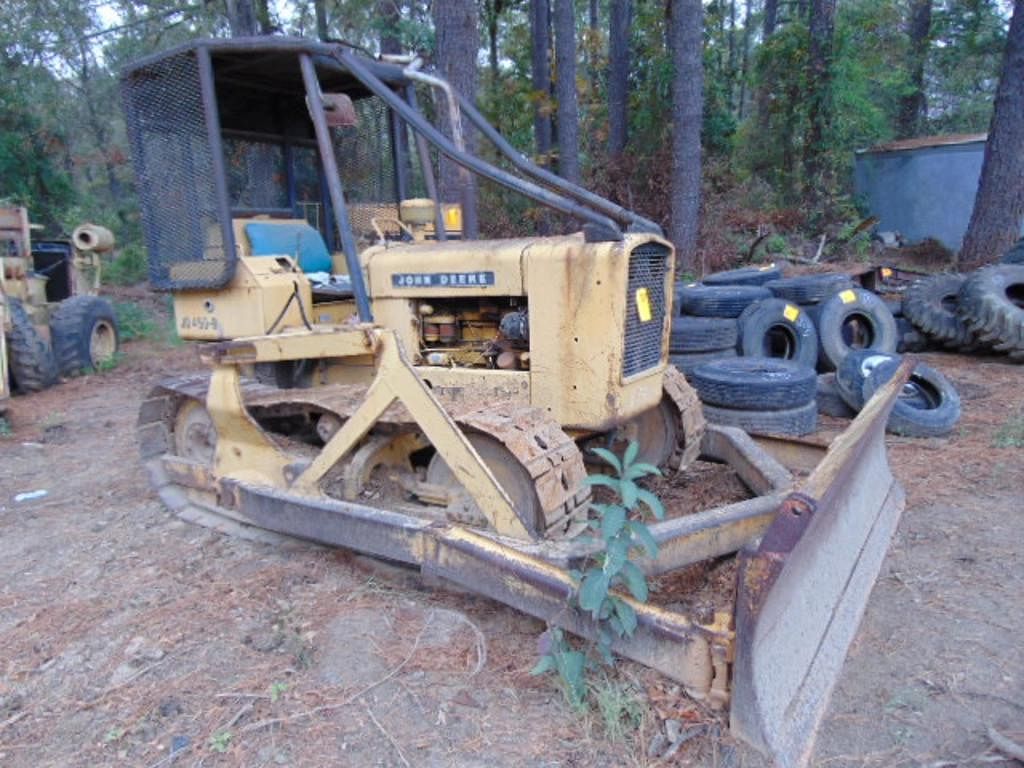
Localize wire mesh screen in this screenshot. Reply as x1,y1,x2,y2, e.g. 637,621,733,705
332,95,405,247
622,242,670,377
224,139,288,211
122,50,233,291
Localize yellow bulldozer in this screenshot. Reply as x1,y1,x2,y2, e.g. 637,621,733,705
0,206,120,407
123,38,907,766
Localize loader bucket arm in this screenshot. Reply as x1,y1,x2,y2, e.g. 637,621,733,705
730,362,910,767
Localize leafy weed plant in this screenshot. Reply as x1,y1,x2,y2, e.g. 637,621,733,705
533,442,663,714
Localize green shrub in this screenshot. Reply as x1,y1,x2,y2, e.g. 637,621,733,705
104,244,148,286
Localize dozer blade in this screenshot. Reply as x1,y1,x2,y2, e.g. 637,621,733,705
729,361,910,767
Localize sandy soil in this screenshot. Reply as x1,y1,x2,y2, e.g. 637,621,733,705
1,339,1022,768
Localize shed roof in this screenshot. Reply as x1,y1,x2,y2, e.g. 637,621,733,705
857,133,987,154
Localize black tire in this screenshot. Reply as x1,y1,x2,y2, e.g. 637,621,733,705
834,349,901,411
865,360,961,437
49,296,120,376
1001,238,1024,265
670,349,738,375
675,283,773,318
688,357,817,411
669,316,739,353
816,287,898,371
902,273,977,349
5,298,59,393
895,317,930,353
702,264,783,287
883,297,903,317
736,298,819,369
957,265,1024,360
764,273,854,304
817,373,856,418
701,400,818,436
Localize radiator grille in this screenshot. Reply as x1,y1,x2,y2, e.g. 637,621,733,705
622,243,670,377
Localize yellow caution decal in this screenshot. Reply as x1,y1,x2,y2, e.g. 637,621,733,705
783,304,800,322
839,289,857,304
636,288,653,322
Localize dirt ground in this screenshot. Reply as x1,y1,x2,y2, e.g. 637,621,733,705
1,337,1022,768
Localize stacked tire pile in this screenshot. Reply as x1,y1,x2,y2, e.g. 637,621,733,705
687,358,818,436
671,265,963,437
902,264,1024,362
817,349,961,437
669,264,783,375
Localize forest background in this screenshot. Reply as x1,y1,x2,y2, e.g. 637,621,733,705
1,0,1021,277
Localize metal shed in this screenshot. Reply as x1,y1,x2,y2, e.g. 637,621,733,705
853,133,1023,251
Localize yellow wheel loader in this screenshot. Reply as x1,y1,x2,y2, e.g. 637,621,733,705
123,38,907,766
0,206,120,395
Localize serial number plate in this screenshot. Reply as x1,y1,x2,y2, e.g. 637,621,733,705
391,271,495,288
179,316,220,331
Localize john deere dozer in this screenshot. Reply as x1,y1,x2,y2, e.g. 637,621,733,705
123,38,906,766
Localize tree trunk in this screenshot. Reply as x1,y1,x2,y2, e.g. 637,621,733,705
737,0,753,119
608,0,630,158
484,0,507,84
803,0,836,213
669,0,704,272
896,0,931,139
433,0,480,236
752,0,778,169
959,1,1024,267
379,0,402,55
531,0,553,167
225,0,258,36
763,0,778,38
314,0,328,41
553,0,580,183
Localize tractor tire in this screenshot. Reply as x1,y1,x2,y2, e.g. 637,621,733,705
764,273,854,304
902,273,977,350
865,360,961,437
670,348,738,376
669,316,739,353
675,283,772,318
701,399,818,436
816,287,898,370
957,265,1024,361
702,264,783,287
817,373,856,418
5,298,59,393
736,298,819,369
834,349,900,411
1001,238,1024,265
49,295,120,376
687,357,817,411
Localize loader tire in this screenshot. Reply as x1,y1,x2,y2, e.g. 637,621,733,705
834,349,900,411
957,265,1024,361
865,360,961,437
764,273,853,304
736,298,819,369
702,264,783,287
687,357,816,411
675,283,772,318
816,373,856,418
902,273,977,350
701,400,817,436
669,316,739,352
6,298,58,393
50,295,119,375
670,348,737,375
816,287,898,370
